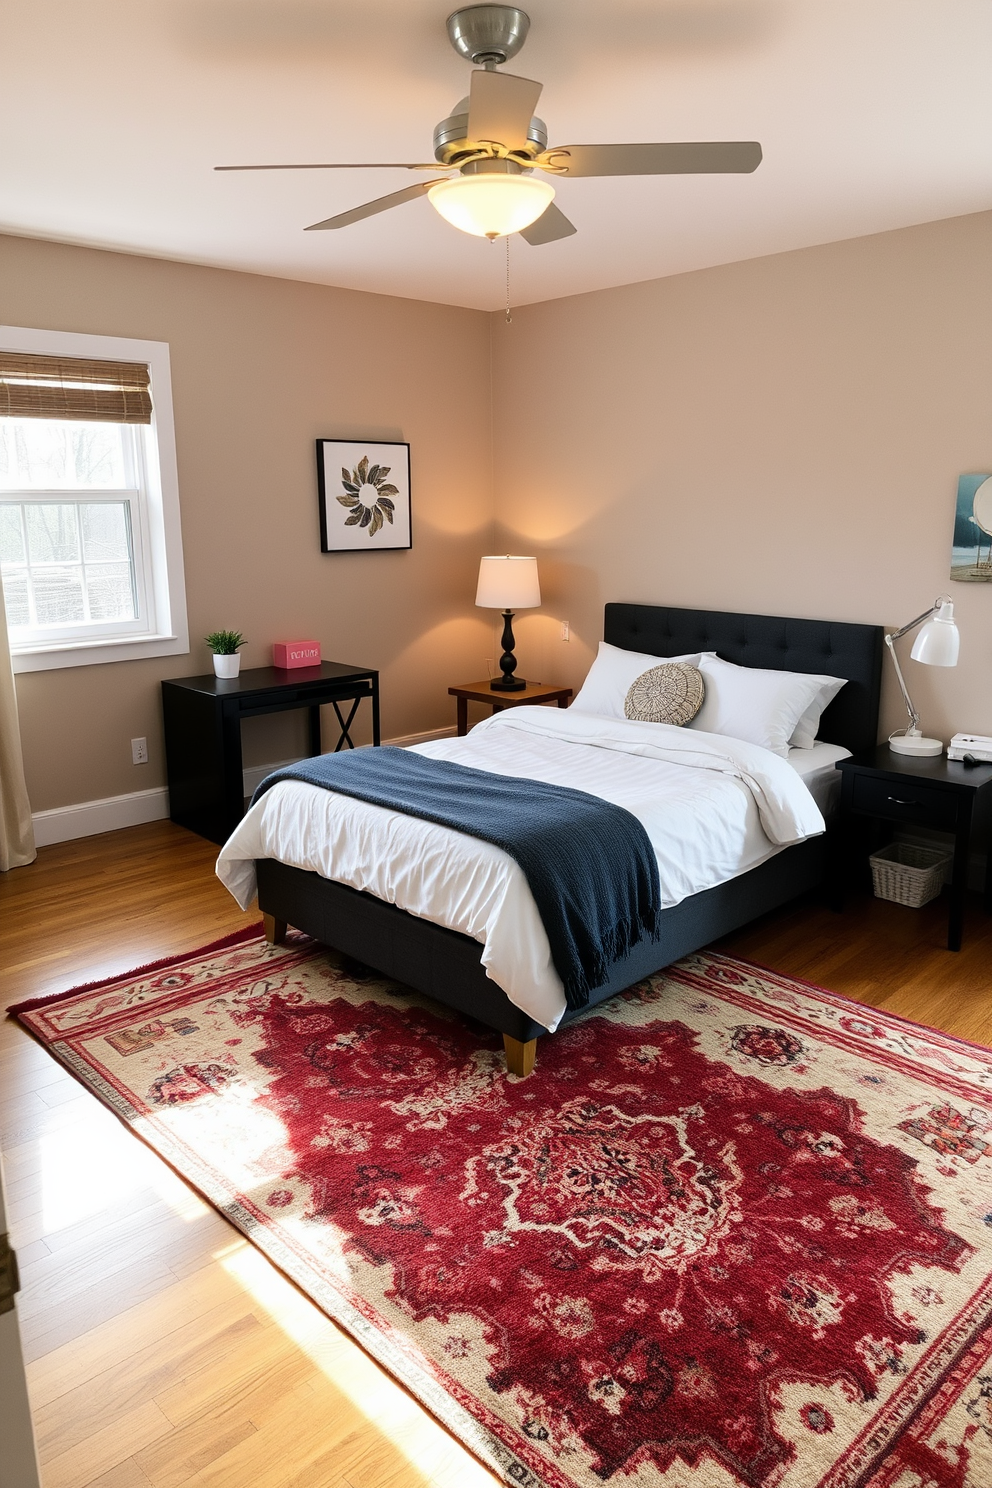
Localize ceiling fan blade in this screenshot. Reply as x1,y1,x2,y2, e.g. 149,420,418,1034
216,162,440,172
305,180,443,231
519,202,577,246
540,141,763,176
467,70,543,151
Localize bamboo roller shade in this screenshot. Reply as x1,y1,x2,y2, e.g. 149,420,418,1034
0,352,152,423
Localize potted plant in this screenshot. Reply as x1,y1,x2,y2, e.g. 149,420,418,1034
205,630,245,679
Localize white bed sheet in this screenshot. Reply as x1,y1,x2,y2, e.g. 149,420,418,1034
216,709,838,1033
787,740,851,816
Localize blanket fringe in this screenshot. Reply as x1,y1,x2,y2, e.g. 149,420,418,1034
562,906,662,1010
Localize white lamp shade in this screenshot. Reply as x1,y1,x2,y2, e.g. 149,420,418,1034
428,175,555,239
910,598,960,667
476,555,541,610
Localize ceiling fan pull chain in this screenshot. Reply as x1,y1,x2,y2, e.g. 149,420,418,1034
505,235,512,324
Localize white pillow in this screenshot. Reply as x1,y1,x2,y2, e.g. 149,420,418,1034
571,641,713,719
688,654,827,758
788,675,847,749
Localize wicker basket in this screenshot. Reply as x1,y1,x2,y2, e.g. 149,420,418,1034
869,842,951,908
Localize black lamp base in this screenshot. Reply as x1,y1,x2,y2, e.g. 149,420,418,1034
490,608,527,691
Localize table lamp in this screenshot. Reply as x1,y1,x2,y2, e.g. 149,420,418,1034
476,555,541,691
886,594,960,756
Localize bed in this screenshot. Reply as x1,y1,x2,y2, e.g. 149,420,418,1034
218,603,882,1074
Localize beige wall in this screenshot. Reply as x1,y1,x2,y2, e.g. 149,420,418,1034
11,209,992,815
1,234,494,812
492,211,992,745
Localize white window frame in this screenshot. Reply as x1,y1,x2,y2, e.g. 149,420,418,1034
1,325,189,673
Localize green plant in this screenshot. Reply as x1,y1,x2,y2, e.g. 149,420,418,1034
204,629,245,655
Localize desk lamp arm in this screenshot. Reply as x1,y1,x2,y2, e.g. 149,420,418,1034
884,630,920,735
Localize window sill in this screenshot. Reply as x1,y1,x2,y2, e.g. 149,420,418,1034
11,631,189,674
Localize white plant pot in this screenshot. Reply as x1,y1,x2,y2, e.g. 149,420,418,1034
212,653,241,679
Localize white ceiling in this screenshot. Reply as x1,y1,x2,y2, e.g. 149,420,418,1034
5,1,992,311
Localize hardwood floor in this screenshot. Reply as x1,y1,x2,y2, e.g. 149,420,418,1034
720,874,992,1049
1,823,500,1488
2,820,991,1488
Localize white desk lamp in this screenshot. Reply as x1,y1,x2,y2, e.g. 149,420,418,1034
886,595,960,756
476,555,541,691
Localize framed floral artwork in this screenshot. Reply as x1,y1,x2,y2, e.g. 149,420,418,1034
316,439,411,553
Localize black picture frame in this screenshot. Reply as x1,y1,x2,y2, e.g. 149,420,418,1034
316,439,412,553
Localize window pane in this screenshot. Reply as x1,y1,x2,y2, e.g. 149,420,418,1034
0,505,25,563
1,569,30,628
81,503,131,562
25,504,81,563
0,419,128,490
32,566,85,625
85,563,136,621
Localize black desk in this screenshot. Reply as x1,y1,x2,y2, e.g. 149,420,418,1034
162,661,379,844
836,746,992,950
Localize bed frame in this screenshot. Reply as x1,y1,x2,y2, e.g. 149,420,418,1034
257,603,883,1074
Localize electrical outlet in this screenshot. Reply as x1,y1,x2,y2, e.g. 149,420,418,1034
131,737,148,765
561,621,570,642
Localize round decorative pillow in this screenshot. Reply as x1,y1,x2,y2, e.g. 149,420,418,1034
624,662,705,726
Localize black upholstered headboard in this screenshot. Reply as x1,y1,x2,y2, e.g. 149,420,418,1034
603,603,883,754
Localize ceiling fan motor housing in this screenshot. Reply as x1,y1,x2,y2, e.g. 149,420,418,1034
434,100,547,164
446,5,530,67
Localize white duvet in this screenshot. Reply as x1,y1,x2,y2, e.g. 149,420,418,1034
216,707,826,1032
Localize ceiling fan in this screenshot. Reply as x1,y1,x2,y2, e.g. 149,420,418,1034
216,4,762,245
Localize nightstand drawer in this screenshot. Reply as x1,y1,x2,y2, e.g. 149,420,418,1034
850,774,958,828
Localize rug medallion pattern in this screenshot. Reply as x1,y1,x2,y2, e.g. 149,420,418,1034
13,933,992,1488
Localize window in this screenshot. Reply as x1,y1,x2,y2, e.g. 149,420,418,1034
0,328,188,672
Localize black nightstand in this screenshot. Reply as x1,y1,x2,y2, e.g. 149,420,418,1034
836,746,992,950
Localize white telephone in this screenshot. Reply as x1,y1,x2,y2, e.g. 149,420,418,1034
947,733,992,763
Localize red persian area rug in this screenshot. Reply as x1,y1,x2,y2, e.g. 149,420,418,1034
12,930,992,1488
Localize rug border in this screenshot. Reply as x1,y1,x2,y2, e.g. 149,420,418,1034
6,923,265,1017
15,932,989,1064
708,948,992,1059
11,933,992,1488
41,1042,551,1488
8,928,553,1488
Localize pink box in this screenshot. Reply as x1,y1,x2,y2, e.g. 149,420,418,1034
272,639,321,669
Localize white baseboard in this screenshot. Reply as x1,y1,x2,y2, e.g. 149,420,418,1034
241,757,305,797
32,787,170,847
241,727,456,795
32,727,457,848
384,725,457,749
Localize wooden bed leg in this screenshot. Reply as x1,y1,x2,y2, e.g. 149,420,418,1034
502,1034,537,1078
262,913,288,945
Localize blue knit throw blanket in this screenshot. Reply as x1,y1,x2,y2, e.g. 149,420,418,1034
251,748,661,1011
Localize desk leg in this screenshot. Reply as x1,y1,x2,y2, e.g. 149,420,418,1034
985,840,992,915
308,705,322,756
331,697,361,750
948,804,972,952
456,697,468,736
371,682,380,746
222,711,244,836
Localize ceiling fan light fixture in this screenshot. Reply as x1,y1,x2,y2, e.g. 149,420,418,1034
428,173,554,238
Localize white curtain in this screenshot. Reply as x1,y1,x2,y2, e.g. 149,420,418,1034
0,575,36,870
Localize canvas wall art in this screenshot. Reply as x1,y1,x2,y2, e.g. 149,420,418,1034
316,439,411,553
950,472,992,582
